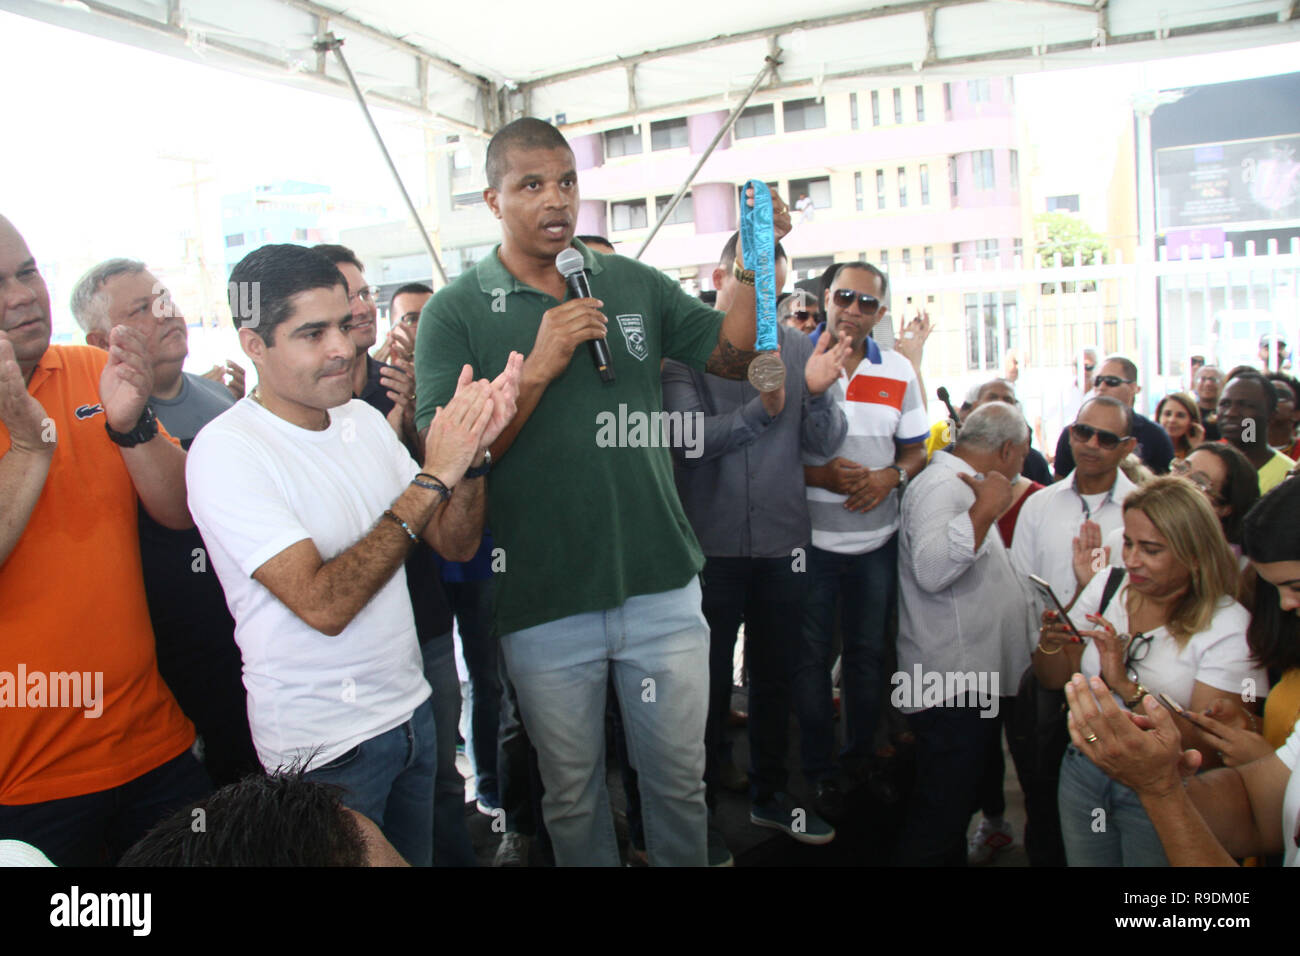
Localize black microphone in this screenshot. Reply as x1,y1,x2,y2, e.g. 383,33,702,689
556,248,614,384
937,386,961,440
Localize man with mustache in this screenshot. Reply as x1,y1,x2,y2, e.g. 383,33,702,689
69,258,257,789
186,243,520,865
0,215,207,866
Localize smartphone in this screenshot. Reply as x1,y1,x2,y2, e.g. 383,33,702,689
1028,574,1083,642
1157,692,1186,714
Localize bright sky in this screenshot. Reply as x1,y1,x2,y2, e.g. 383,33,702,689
2,7,1298,349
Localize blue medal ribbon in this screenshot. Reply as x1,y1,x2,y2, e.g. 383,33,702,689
740,178,777,352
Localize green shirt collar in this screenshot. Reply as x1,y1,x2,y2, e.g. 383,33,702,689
474,239,606,296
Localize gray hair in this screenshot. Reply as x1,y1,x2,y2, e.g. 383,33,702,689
956,401,1030,451
69,258,148,334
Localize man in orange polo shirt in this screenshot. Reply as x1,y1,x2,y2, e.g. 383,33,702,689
0,215,209,865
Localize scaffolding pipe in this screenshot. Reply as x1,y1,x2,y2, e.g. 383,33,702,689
635,54,780,260
317,33,449,286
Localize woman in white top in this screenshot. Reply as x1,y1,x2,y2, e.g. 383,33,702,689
1062,475,1300,866
1034,477,1267,865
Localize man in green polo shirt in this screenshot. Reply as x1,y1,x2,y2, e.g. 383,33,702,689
414,117,791,866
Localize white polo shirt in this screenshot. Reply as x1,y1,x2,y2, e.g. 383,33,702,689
1010,467,1137,604
1278,721,1300,867
805,338,929,555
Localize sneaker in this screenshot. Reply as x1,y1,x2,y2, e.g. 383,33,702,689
707,826,734,867
751,793,835,845
967,816,1014,865
812,779,846,824
718,761,749,794
493,832,531,867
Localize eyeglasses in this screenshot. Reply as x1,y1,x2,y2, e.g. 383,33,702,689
1124,631,1154,682
785,310,813,322
348,286,379,305
1069,422,1132,449
1170,460,1227,504
1083,364,1096,375
831,289,881,312
1094,374,1134,389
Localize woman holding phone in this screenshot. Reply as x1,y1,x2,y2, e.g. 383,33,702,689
1033,477,1268,865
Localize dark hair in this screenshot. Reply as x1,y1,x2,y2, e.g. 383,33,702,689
1241,478,1300,673
1077,393,1134,436
821,261,889,304
576,235,614,252
485,117,571,189
1267,371,1300,408
1101,354,1139,383
1188,442,1260,545
228,244,346,345
1224,367,1278,417
392,282,433,300
1155,392,1202,458
311,243,364,273
718,231,788,272
118,769,367,867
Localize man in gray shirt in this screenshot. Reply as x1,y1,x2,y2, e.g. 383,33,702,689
72,259,256,787
662,233,849,856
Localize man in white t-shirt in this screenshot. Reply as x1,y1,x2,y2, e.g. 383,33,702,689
796,262,929,820
187,244,521,866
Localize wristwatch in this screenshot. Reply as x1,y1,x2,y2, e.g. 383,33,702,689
732,261,755,286
888,463,909,492
105,406,159,448
465,449,492,479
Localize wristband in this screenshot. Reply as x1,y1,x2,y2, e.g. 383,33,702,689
411,472,452,504
383,509,419,543
464,449,492,479
105,405,159,448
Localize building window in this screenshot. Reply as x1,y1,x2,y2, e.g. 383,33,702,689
924,246,934,270
604,126,642,158
893,87,903,124
792,255,835,280
650,118,688,151
970,78,991,104
943,82,952,113
871,90,880,127
610,199,648,231
789,176,831,209
920,164,931,205
949,157,959,202
453,191,487,208
1009,149,1020,189
915,85,925,122
880,250,889,270
654,192,693,225
734,104,775,139
850,92,859,130
876,169,886,210
965,292,1018,370
1013,238,1024,262
902,248,912,271
897,167,908,207
854,171,864,212
783,97,826,132
972,150,995,190
1047,194,1080,213
224,233,245,248
975,238,1000,260
1006,76,1015,103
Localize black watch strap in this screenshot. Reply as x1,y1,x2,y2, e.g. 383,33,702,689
465,449,492,479
105,406,159,448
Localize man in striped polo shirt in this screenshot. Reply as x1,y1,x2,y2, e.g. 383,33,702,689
795,262,930,821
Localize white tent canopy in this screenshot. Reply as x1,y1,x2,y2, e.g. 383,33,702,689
7,0,1300,136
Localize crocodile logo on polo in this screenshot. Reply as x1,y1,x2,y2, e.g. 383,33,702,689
616,314,648,362
74,403,104,420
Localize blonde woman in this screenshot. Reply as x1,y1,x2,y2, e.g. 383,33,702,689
1033,477,1268,865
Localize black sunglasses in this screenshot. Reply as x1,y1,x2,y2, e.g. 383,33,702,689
832,289,880,312
1094,374,1135,389
1069,422,1132,449
786,310,813,321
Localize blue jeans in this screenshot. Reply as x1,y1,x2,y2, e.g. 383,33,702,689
421,636,477,866
1058,745,1169,866
500,580,709,866
793,536,898,781
304,696,437,867
446,578,500,806
0,748,211,867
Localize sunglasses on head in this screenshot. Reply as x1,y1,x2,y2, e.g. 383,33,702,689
1094,374,1134,389
832,289,880,312
1069,422,1132,449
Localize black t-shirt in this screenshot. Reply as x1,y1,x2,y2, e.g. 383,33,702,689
357,356,453,644
1052,411,1175,479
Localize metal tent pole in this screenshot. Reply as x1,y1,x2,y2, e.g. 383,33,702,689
635,54,781,260
317,32,449,286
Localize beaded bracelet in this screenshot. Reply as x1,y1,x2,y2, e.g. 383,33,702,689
383,509,419,543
